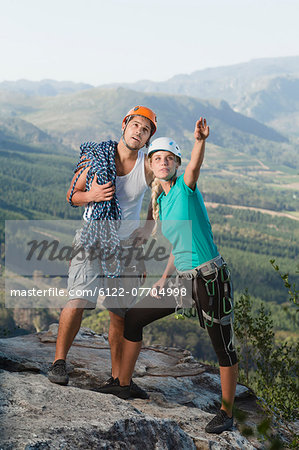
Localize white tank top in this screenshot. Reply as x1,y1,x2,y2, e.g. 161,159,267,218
83,151,148,240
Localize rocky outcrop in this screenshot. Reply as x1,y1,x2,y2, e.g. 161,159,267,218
0,325,261,449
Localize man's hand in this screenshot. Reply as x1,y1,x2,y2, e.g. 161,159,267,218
88,175,115,202
194,117,209,141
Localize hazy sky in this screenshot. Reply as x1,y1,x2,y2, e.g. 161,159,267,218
1,0,298,85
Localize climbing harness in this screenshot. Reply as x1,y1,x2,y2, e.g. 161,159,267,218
174,256,235,353
167,276,186,320
69,140,122,278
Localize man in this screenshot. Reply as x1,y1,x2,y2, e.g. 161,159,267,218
47,106,157,399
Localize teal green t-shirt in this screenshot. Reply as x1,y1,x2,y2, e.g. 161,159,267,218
157,174,219,271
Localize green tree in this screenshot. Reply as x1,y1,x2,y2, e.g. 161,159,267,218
234,261,299,448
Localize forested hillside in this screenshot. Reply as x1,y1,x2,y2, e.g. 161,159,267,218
0,66,298,346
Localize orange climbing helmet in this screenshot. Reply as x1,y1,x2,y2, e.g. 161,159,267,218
122,106,157,135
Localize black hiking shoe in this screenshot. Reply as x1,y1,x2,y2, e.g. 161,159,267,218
99,378,149,400
47,359,69,386
98,377,131,399
129,380,149,399
98,376,117,392
205,409,233,434
99,376,115,388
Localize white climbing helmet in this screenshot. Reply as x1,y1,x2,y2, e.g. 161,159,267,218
148,137,182,160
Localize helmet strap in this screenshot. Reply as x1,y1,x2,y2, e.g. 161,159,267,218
121,122,139,151
122,115,147,151
121,132,136,151
159,170,177,183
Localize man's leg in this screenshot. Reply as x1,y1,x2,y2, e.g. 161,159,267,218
117,296,177,385
48,299,85,385
108,311,125,379
99,300,176,398
118,338,142,386
54,300,85,362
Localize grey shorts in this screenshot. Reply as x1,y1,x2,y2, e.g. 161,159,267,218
67,229,144,318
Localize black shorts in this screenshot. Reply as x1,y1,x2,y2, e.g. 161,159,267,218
124,269,237,367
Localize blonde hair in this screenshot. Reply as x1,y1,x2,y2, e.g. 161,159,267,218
149,153,181,235
151,177,162,236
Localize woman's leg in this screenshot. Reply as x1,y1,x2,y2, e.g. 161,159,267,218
120,294,177,385
192,271,238,432
192,272,238,410
220,363,238,417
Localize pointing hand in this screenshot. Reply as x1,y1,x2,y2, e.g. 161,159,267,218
194,117,209,141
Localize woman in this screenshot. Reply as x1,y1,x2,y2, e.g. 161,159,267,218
100,118,238,435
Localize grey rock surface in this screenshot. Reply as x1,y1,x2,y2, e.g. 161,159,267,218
0,325,260,449
0,371,196,450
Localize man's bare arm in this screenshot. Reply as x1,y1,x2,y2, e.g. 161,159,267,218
66,170,115,206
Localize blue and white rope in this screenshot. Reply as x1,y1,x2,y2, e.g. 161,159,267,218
69,140,122,277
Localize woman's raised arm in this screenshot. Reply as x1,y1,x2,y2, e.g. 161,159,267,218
184,118,209,190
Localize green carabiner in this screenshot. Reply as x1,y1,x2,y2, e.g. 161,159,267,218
223,296,233,314
205,279,215,296
190,307,197,317
175,313,185,320
205,310,214,327
221,266,230,283
183,308,193,318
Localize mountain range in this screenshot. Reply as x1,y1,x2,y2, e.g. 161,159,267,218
101,56,299,135
1,56,298,137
